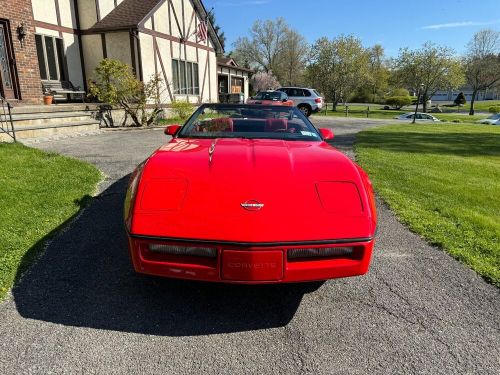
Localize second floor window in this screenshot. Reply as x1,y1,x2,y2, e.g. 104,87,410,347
172,59,199,95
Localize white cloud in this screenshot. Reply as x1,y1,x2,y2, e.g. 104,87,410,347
422,19,500,30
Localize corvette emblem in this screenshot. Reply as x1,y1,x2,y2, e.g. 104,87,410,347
241,200,264,211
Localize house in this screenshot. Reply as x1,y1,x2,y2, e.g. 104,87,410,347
430,87,499,102
0,0,224,105
217,57,252,103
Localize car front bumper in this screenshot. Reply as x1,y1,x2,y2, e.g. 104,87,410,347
127,236,375,284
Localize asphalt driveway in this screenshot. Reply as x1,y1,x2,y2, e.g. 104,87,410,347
0,117,498,374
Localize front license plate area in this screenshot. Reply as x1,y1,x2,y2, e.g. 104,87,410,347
222,250,284,281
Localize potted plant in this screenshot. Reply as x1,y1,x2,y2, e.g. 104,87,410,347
43,89,54,105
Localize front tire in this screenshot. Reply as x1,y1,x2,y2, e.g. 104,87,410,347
298,104,311,117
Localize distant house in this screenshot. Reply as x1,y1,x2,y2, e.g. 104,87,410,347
430,87,499,102
1,0,223,104
217,57,253,103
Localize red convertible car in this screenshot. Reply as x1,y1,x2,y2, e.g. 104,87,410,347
125,104,377,283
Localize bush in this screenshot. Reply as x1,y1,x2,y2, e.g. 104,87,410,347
170,100,195,120
454,92,466,106
385,96,412,109
391,88,410,97
88,59,163,127
489,105,500,113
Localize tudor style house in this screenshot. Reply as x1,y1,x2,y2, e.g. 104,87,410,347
0,0,249,105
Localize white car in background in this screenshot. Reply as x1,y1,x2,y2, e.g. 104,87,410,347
277,87,323,116
477,114,500,125
395,112,441,122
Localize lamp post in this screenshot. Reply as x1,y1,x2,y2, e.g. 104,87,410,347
412,83,424,124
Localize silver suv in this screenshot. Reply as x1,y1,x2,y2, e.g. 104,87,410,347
277,87,323,116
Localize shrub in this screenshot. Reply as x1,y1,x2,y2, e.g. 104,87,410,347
391,88,410,97
454,92,466,106
489,105,500,113
88,59,163,127
170,100,195,120
385,96,412,109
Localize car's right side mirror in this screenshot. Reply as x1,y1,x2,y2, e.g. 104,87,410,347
319,128,334,140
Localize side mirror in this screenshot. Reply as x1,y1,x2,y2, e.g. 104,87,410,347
282,98,288,103
319,128,334,140
165,124,181,136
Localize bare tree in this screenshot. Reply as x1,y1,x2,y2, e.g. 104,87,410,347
232,18,288,74
392,42,464,112
465,29,500,115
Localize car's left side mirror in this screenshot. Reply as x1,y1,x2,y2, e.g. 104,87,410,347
165,124,181,136
319,128,334,140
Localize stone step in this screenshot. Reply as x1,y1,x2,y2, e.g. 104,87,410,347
8,103,101,115
1,112,95,128
0,120,100,141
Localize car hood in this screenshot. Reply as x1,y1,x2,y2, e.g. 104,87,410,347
130,138,376,242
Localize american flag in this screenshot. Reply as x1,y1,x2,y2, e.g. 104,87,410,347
197,19,208,42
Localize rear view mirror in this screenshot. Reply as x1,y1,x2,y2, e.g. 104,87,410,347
319,128,334,140
165,124,181,136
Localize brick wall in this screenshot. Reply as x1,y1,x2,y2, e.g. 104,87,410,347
2,0,42,104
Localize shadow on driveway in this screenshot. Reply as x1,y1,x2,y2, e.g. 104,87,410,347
12,176,320,336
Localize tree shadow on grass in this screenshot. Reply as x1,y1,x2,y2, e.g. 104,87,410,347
13,175,321,336
356,130,500,157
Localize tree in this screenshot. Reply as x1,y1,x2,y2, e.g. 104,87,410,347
232,18,288,74
276,28,309,86
232,18,308,84
392,42,465,112
207,12,225,52
306,35,371,111
88,59,163,127
454,92,467,106
367,44,390,98
464,29,500,115
250,71,280,92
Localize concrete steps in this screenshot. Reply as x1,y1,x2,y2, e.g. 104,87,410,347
0,104,100,142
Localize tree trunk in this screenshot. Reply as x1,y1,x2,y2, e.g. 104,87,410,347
332,101,338,112
422,93,428,113
469,89,477,116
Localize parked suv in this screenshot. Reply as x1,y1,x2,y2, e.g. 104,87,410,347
277,87,323,116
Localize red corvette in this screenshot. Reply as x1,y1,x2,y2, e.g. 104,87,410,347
246,91,294,107
125,104,377,283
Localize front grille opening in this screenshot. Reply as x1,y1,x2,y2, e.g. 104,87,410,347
287,246,363,261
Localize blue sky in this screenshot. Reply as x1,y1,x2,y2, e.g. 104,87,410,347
204,0,500,56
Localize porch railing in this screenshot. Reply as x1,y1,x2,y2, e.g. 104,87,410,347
0,96,15,142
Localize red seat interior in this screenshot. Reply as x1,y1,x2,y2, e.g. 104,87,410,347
211,118,234,132
265,118,288,132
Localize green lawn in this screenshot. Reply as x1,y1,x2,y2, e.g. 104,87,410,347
355,123,500,286
0,143,101,301
469,100,500,112
316,105,489,123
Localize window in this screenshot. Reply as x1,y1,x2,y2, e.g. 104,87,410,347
35,34,66,81
172,59,200,95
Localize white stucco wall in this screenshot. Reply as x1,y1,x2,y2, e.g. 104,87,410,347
58,0,77,29
32,0,58,24
106,32,132,67
82,34,104,80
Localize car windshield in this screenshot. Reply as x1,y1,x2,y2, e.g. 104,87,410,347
178,104,322,141
254,92,282,101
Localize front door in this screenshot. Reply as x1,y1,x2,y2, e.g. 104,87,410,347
0,21,17,99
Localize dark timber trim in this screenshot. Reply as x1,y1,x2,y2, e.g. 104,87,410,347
101,33,107,58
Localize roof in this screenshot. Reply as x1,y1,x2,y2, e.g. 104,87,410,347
87,0,224,54
89,0,163,32
217,57,254,73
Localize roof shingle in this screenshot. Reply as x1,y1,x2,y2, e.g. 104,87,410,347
88,0,163,32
